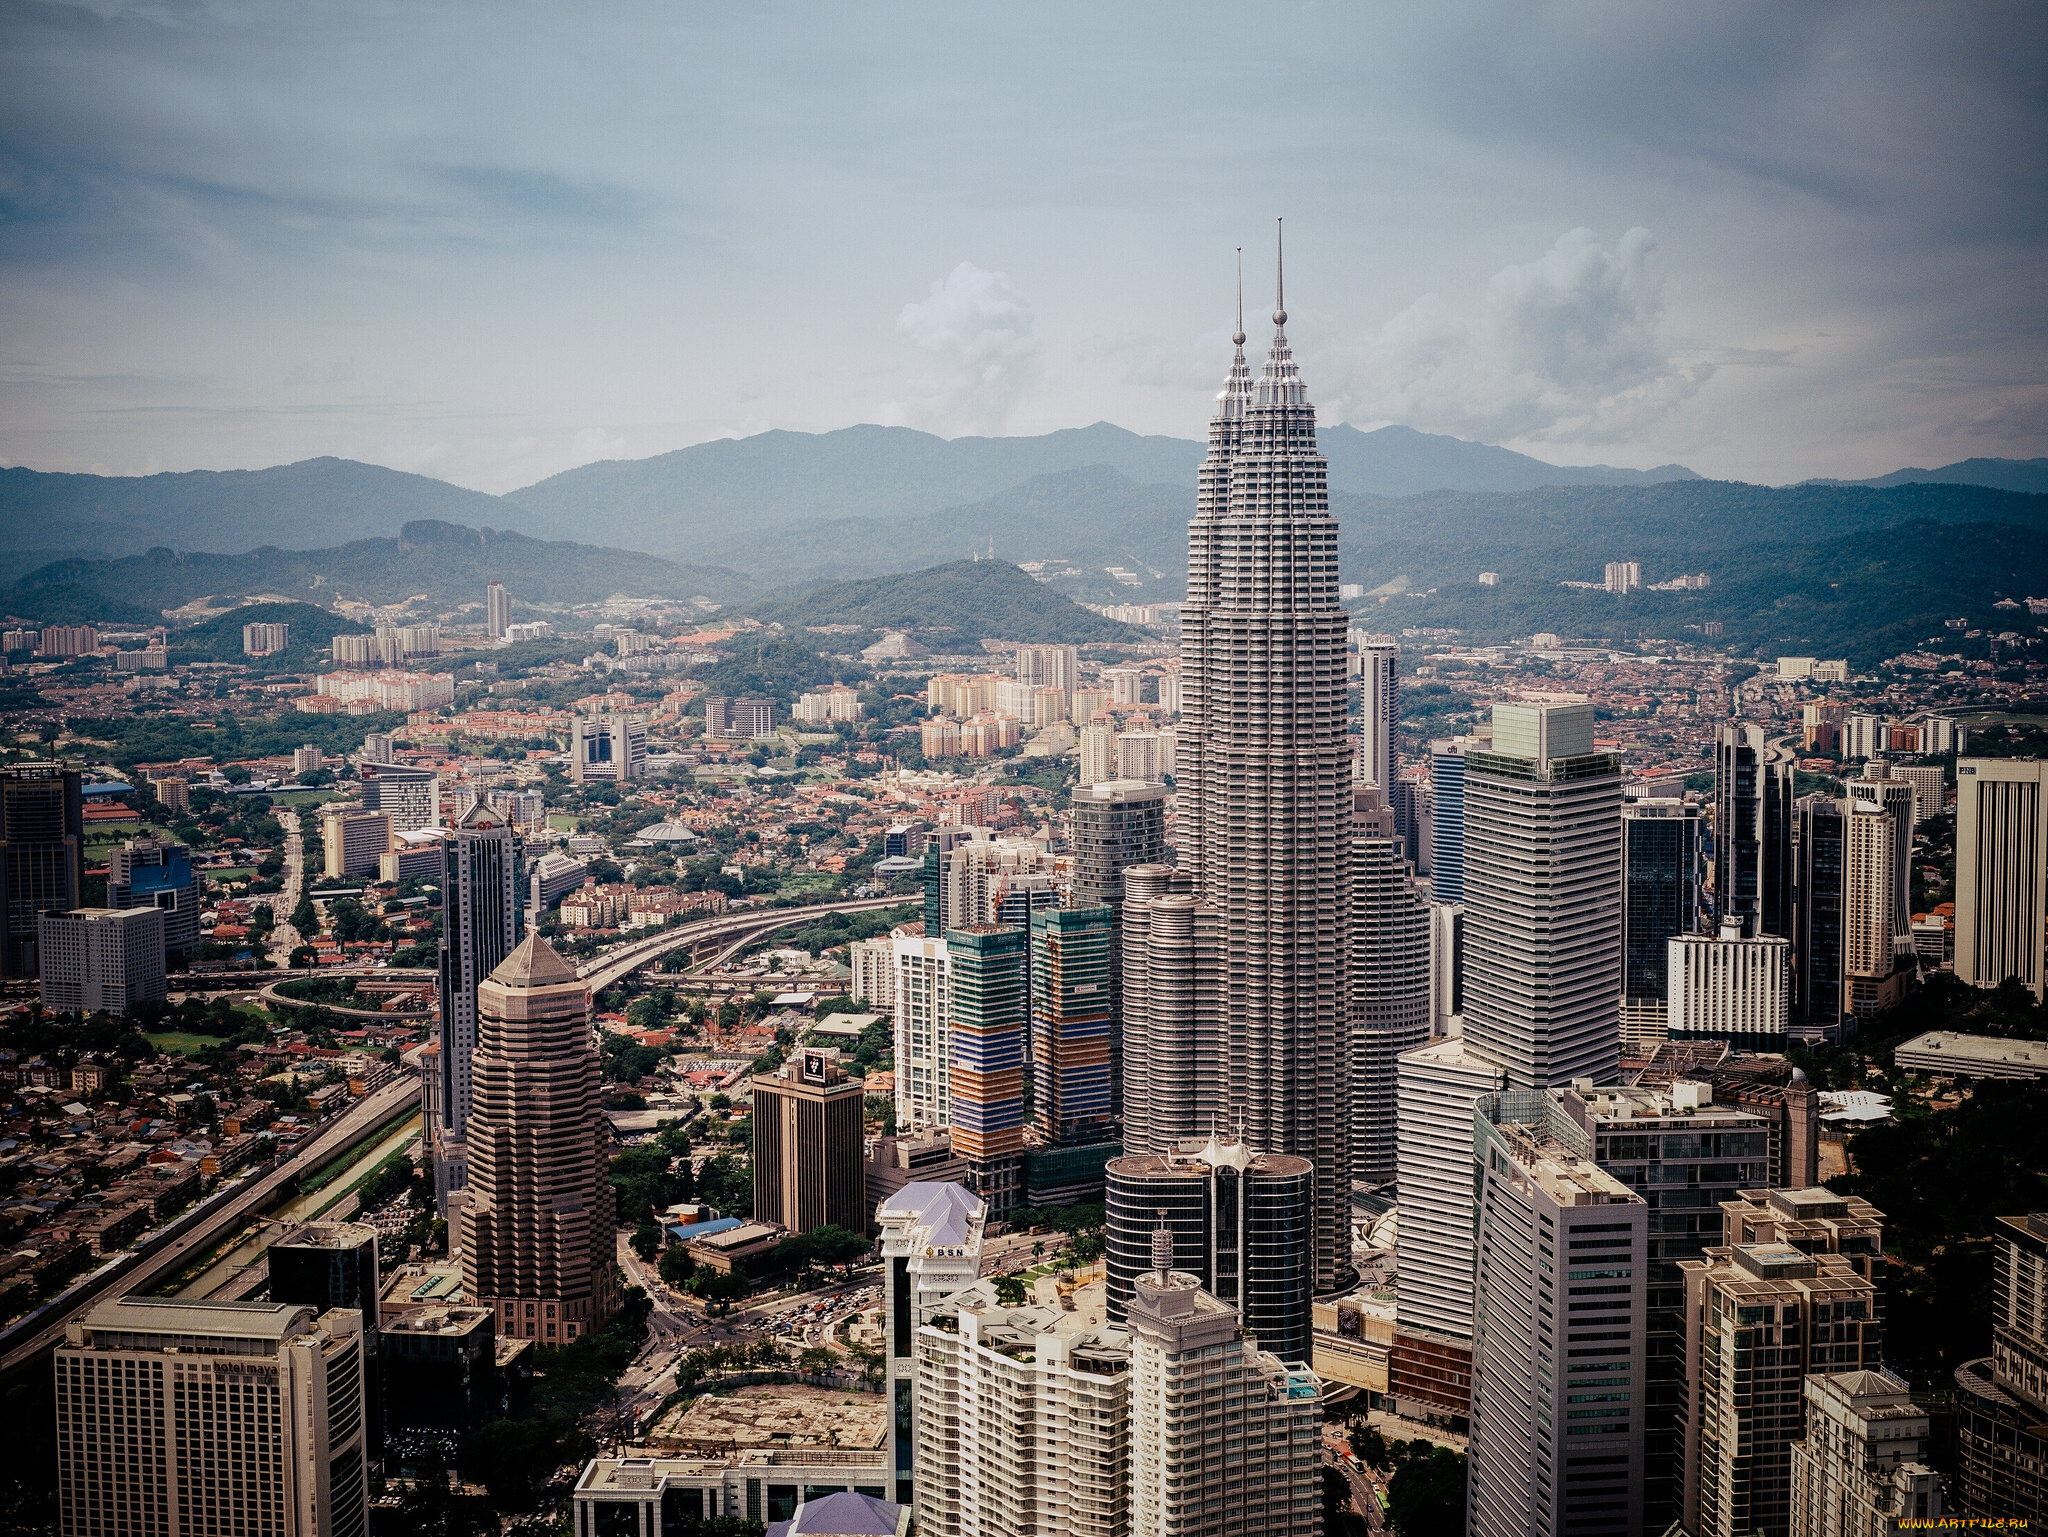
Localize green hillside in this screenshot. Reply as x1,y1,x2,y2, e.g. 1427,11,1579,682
168,601,371,671
747,558,1147,646
0,457,535,581
6,519,750,624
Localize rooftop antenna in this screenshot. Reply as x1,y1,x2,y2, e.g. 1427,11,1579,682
1234,247,1245,348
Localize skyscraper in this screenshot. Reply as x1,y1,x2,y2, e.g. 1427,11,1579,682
879,1181,986,1505
460,935,618,1347
1348,830,1430,1185
435,802,518,1220
1462,701,1625,1088
1173,231,1350,1291
1849,764,1915,946
1429,740,1469,903
944,924,1028,1218
0,761,82,977
1118,868,1222,1158
1796,794,1848,1030
486,579,511,639
1957,1213,2048,1516
1069,778,1166,1116
1714,723,1795,937
751,1049,865,1236
1467,1090,1649,1537
1622,797,1700,1033
1030,906,1115,1145
1843,798,1908,1018
1355,639,1398,790
267,1221,383,1455
359,760,440,833
1954,758,2047,1001
568,712,647,783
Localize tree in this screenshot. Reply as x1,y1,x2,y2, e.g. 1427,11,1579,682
798,1346,836,1377
1386,1446,1467,1535
993,1275,1029,1307
659,1244,696,1288
630,1221,663,1262
692,1270,751,1315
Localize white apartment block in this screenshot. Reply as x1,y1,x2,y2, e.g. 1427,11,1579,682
1155,673,1182,715
1468,1092,1648,1537
891,934,952,1130
1355,641,1398,790
56,1297,370,1537
1955,758,2048,1001
1079,722,1116,787
242,621,290,657
38,906,167,1014
794,686,864,723
913,1285,1132,1537
1126,1260,1323,1537
322,810,392,879
879,1181,986,1507
1115,730,1163,784
1668,922,1791,1041
849,936,895,1011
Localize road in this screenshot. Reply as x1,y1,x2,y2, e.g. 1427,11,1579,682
0,1071,419,1379
577,894,909,995
263,805,306,963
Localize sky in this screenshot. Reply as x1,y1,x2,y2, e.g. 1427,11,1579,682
2,1,2044,493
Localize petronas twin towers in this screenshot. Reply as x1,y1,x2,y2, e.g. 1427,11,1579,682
1124,228,1352,1293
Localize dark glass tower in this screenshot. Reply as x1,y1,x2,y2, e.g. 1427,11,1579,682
1796,795,1847,1026
1623,800,1702,1007
436,802,519,1218
1715,722,1794,938
0,762,82,977
1105,1139,1313,1362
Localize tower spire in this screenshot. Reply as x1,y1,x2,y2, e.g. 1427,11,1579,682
1234,247,1245,347
1274,217,1286,326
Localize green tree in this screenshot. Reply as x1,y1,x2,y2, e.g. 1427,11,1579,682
1386,1446,1467,1535
658,1244,696,1288
630,1221,663,1262
993,1275,1028,1307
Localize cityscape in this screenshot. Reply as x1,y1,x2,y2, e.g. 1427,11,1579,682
3,8,2048,1537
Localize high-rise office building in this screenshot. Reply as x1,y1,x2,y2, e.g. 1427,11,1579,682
879,1181,986,1505
360,760,440,833
1125,1247,1323,1537
1622,797,1700,1034
569,712,647,783
752,1049,865,1236
943,924,1028,1218
1462,701,1625,1089
1667,922,1792,1044
704,694,775,739
108,834,199,960
55,1296,371,1537
1467,1090,1648,1537
1391,1035,1504,1422
322,809,392,878
1797,795,1849,1031
1355,640,1398,790
1349,831,1430,1185
1844,798,1908,1018
0,761,82,977
38,906,167,1013
1714,722,1795,938
1104,1135,1314,1365
1678,1190,1887,1537
1957,1212,2048,1517
1430,741,1467,903
1069,778,1166,1115
460,935,618,1347
486,580,512,639
267,1221,382,1454
1789,1370,1945,1531
1030,906,1114,1145
1173,235,1351,1293
434,802,518,1220
1575,1081,1777,1529
1954,758,2048,1001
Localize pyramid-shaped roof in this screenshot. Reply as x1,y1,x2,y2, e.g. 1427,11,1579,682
487,933,581,989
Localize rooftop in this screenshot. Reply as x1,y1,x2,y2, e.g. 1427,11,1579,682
647,1385,888,1453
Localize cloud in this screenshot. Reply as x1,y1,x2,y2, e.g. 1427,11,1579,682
568,426,627,465
883,262,1040,437
1332,228,1715,445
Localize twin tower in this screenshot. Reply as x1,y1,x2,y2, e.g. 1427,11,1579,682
1119,234,1352,1297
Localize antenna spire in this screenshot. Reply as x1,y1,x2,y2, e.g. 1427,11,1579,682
1234,248,1245,347
1273,218,1286,327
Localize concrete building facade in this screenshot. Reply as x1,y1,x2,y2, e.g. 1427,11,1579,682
878,1181,985,1507
751,1050,865,1237
435,801,519,1220
1667,922,1792,1045
1789,1369,1944,1534
1955,758,2048,1001
38,905,166,1014
1348,831,1430,1185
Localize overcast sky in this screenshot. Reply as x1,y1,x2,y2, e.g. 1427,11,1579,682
3,1,2044,492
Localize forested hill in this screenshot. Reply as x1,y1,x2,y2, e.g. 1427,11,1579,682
7,520,748,625
744,559,1146,647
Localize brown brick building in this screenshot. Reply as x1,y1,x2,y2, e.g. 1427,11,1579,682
752,1049,866,1237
